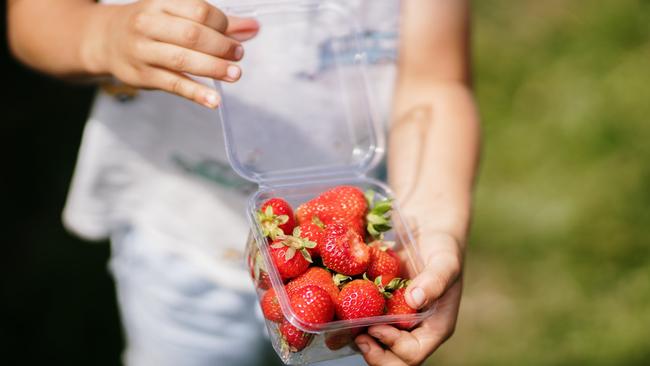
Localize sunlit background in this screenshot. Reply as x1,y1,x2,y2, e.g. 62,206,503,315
2,0,649,365
432,1,650,365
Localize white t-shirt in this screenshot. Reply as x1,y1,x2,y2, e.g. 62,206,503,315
63,0,400,291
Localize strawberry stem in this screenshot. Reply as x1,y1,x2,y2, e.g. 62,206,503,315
365,190,393,240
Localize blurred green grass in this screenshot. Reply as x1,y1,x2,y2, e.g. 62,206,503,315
428,1,650,365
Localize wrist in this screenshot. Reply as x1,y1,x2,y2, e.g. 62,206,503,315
79,4,120,76
400,200,471,246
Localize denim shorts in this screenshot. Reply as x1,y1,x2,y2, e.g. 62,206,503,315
109,225,364,366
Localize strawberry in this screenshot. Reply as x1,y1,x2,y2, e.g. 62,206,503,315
279,320,312,352
257,271,272,290
296,186,367,236
324,327,363,350
336,279,386,320
251,251,271,290
258,198,296,240
269,228,317,280
321,224,370,276
367,241,400,287
261,288,283,323
296,216,326,258
289,285,335,325
386,286,417,330
286,267,339,305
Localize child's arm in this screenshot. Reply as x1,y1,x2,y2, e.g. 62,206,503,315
7,0,259,108
356,0,480,364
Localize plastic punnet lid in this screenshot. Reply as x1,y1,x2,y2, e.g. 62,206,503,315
215,0,383,185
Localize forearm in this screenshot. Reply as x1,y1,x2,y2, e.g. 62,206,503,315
7,0,114,78
388,80,480,244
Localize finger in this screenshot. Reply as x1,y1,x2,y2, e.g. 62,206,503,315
145,67,220,108
406,241,461,309
162,0,229,33
139,41,241,82
225,16,260,41
355,334,405,366
369,325,428,365
367,325,404,348
409,280,463,354
368,276,463,366
135,12,243,61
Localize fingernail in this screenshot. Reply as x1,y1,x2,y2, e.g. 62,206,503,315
234,46,244,60
368,329,381,339
410,287,425,309
226,65,241,80
204,91,219,108
357,342,369,354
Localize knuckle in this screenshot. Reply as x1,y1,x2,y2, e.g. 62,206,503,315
131,39,147,58
170,50,188,70
134,67,149,81
183,25,202,47
426,270,447,298
443,252,462,278
167,76,183,94
192,2,211,24
131,13,149,34
119,67,141,87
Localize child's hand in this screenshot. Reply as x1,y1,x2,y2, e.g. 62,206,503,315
356,231,464,366
94,0,259,108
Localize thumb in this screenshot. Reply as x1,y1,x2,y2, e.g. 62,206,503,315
405,235,462,310
226,16,260,41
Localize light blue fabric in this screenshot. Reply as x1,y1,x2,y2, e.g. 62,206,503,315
110,226,271,366
109,226,366,366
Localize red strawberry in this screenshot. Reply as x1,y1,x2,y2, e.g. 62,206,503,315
258,198,296,240
280,320,312,352
289,285,335,325
386,287,417,330
261,288,283,323
367,242,400,287
286,267,339,305
269,230,317,280
251,251,272,290
296,186,367,236
257,271,271,290
336,279,386,320
270,244,310,280
296,216,326,258
321,224,370,276
325,327,363,350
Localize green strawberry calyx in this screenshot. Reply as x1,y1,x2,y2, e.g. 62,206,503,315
258,205,290,240
364,273,410,299
270,227,317,263
333,273,352,287
253,251,267,283
385,278,410,291
365,190,393,240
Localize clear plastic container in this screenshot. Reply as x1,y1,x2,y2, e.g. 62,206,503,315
214,1,436,364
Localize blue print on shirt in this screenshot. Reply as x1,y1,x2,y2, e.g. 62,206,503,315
298,30,398,79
